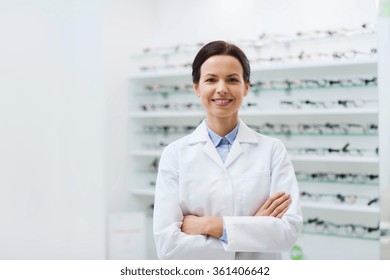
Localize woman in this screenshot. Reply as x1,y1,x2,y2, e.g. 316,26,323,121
153,41,302,260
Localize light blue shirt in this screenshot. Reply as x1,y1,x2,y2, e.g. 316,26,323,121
206,122,239,244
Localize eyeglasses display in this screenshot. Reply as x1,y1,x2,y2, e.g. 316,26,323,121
141,42,205,56
140,62,192,72
248,122,377,136
243,23,375,48
251,77,377,93
295,171,379,185
142,124,197,135
288,143,378,157
280,99,377,110
139,76,376,97
138,47,377,72
138,23,375,56
300,191,379,206
140,102,202,112
142,141,169,150
138,99,376,113
303,217,380,240
250,48,376,65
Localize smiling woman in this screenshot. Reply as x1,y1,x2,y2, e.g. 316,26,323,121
194,55,249,135
192,41,251,136
153,41,303,260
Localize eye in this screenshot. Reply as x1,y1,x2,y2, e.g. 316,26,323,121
227,78,239,83
205,78,216,82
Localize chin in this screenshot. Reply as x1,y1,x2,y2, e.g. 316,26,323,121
209,110,238,119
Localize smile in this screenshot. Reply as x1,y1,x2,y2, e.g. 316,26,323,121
211,99,233,106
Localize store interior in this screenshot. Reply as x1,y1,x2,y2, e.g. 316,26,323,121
1,0,389,260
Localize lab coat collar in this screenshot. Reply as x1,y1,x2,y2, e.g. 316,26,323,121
188,119,258,144
188,119,258,168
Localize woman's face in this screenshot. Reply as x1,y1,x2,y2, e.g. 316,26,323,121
194,55,249,122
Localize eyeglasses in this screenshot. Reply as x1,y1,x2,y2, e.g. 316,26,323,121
140,62,192,72
250,48,377,65
140,102,202,111
139,23,375,56
300,191,379,206
295,171,379,185
138,47,377,71
241,24,375,48
248,122,377,136
280,99,377,110
141,42,205,55
142,141,169,150
250,77,377,93
304,218,380,239
298,122,377,135
289,143,378,157
294,23,375,39
144,83,193,93
142,124,197,135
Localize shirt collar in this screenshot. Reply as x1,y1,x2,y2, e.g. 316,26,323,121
206,122,239,147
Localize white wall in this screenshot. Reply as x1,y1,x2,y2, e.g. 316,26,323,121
103,0,155,214
0,0,105,259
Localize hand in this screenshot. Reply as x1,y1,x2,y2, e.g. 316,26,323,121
255,192,291,218
181,215,223,238
181,215,205,235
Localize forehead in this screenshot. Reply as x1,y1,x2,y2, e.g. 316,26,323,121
200,55,243,76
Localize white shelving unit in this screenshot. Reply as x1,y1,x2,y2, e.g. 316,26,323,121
128,30,380,259
130,108,378,119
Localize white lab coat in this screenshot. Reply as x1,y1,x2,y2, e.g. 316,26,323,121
153,119,302,259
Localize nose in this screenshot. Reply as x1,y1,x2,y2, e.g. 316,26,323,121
216,81,228,95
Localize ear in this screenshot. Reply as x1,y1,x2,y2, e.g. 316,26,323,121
193,83,200,97
244,81,250,97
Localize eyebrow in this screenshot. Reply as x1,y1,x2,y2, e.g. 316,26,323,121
204,73,240,77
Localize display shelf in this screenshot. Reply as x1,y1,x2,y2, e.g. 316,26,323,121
129,111,204,118
301,231,380,241
290,155,378,163
301,201,379,213
256,132,378,137
137,131,377,137
130,108,378,119
129,149,379,163
240,108,378,117
130,59,377,79
136,84,377,97
298,181,379,187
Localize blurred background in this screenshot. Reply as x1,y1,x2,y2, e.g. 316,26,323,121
0,0,389,259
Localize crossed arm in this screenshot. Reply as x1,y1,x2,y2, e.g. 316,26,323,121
181,191,291,238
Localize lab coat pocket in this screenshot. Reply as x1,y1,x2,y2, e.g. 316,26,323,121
234,170,271,215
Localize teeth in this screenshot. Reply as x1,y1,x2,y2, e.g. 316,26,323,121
214,99,230,105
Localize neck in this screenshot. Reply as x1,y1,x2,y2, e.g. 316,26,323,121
206,114,239,136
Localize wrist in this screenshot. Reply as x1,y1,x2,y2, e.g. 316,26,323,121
202,216,223,238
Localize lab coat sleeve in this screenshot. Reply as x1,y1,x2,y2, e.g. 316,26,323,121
153,145,232,259
223,139,303,252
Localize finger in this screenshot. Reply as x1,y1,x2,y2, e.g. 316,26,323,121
276,206,289,219
267,193,290,213
271,198,291,217
256,192,288,216
260,192,285,210
270,197,291,217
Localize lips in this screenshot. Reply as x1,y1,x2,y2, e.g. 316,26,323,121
211,98,233,106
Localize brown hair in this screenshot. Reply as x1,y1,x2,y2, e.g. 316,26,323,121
192,40,250,84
